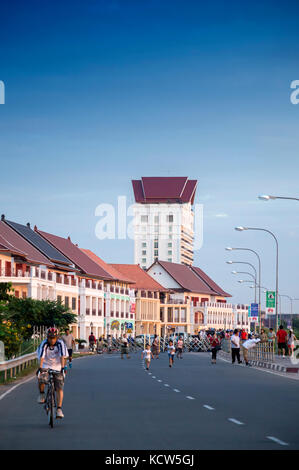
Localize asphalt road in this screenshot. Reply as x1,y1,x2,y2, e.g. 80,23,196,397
0,351,299,450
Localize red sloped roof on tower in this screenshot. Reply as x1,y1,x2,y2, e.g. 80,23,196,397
110,264,166,291
132,177,197,204
81,249,136,284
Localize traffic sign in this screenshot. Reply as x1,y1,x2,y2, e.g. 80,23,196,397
266,291,276,308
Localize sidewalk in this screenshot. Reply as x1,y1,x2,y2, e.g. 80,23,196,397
219,350,299,374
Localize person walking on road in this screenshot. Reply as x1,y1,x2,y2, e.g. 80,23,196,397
36,327,68,419
61,328,76,369
242,336,261,366
88,332,96,352
276,325,288,358
231,329,242,364
152,334,160,359
176,336,184,359
210,332,221,364
142,344,154,370
287,330,297,358
121,333,130,359
167,340,176,367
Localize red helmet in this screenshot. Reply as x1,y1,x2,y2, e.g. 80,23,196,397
47,327,59,338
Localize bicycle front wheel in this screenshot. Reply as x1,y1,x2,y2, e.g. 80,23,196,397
49,387,55,428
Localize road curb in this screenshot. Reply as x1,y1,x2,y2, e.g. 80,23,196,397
218,351,299,374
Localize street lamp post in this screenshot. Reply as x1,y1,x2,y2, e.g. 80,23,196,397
232,271,257,302
226,247,262,332
235,227,279,332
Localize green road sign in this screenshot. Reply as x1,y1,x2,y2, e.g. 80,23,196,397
266,291,276,308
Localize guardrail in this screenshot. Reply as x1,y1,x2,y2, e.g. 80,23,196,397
221,339,275,362
0,352,37,381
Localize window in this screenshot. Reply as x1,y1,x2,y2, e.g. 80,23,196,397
154,241,158,248
154,250,158,257
65,297,69,308
168,243,172,247
142,242,147,248
169,226,173,232
168,258,172,262
154,226,159,233
168,250,172,255
57,295,62,303
141,215,148,223
72,297,76,310
154,215,159,224
167,215,174,223
142,258,146,264
142,250,147,255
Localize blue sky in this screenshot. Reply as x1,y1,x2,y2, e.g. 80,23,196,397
0,0,299,310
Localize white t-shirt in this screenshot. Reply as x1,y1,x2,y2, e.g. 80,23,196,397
242,338,261,350
167,345,176,355
143,349,152,360
231,335,240,349
37,339,68,372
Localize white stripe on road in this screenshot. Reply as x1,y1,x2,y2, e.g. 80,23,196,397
173,389,180,392
203,405,215,410
164,384,169,387
157,380,162,382
267,436,289,446
228,418,244,425
0,376,35,401
186,396,195,400
152,376,156,378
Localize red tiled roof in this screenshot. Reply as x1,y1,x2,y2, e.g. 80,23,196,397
0,222,54,267
190,266,231,297
132,177,197,204
110,264,166,291
81,249,136,284
0,234,28,257
150,261,231,297
36,229,114,280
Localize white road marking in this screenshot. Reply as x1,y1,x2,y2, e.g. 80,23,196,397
173,389,180,392
157,380,162,382
152,376,156,378
203,405,215,410
148,373,152,375
267,436,289,446
0,376,35,401
164,384,169,387
228,418,244,425
186,396,195,400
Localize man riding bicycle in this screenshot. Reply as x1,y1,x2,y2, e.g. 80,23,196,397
36,327,68,419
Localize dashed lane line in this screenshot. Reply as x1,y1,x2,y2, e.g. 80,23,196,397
203,405,215,410
266,436,289,446
186,396,195,400
173,389,180,393
228,418,244,425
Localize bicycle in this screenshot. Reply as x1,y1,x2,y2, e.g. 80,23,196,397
43,369,64,428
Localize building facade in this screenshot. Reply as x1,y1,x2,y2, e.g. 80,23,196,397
132,177,198,269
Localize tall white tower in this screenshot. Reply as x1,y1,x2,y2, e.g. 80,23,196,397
132,177,198,270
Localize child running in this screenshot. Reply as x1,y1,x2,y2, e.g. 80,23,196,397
167,340,176,368
142,344,154,370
